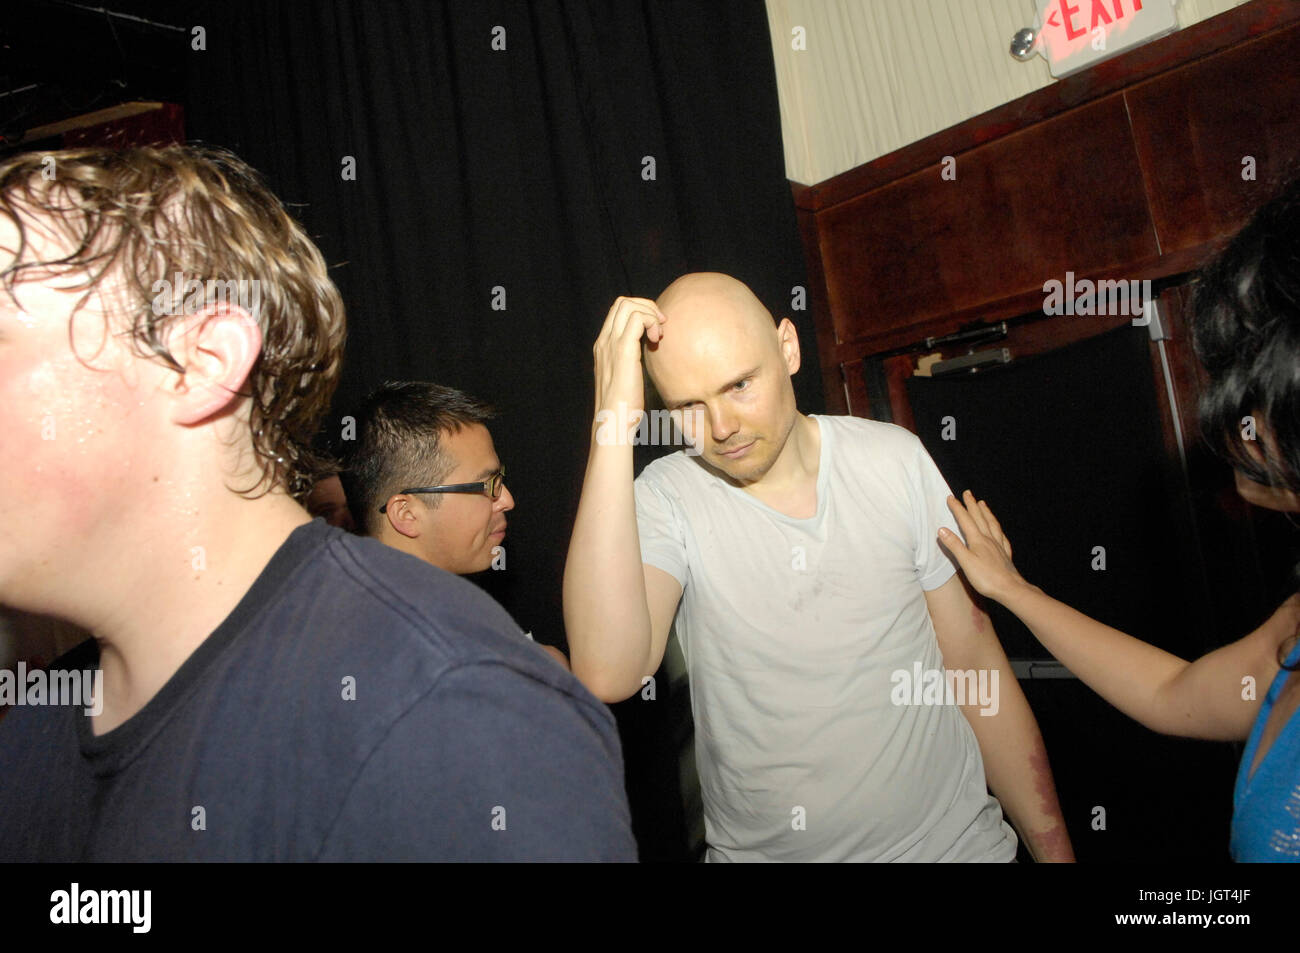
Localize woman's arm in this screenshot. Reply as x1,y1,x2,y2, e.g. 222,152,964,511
938,491,1299,741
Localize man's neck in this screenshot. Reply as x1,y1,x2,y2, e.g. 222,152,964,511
377,527,445,572
87,493,311,735
741,414,821,517
751,413,820,491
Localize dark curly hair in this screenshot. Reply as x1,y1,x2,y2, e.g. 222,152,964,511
0,143,346,498
1190,173,1300,670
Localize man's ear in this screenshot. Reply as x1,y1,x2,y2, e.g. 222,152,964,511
165,304,263,426
383,496,423,540
777,317,801,375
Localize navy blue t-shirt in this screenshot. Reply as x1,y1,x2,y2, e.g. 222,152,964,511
0,519,636,861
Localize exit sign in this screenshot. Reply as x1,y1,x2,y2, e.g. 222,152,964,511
1033,0,1180,78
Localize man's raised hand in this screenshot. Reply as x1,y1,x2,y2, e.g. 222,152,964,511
592,296,664,417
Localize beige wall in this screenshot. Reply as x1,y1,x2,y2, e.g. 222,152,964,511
767,0,1251,186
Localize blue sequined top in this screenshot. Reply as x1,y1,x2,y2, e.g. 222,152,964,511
1231,638,1300,861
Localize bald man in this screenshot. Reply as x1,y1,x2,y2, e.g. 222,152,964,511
564,273,1072,862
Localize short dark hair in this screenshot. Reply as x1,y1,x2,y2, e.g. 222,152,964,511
1191,173,1300,495
339,381,495,536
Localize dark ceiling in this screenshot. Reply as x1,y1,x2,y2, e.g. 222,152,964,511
1,0,192,150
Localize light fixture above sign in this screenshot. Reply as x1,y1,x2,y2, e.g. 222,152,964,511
1011,0,1181,78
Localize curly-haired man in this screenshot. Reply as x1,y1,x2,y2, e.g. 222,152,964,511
0,145,633,861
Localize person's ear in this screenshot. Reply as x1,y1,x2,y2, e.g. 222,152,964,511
1234,469,1300,512
164,305,263,426
777,317,801,375
384,496,423,539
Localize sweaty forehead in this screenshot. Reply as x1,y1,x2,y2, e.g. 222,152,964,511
0,206,41,278
0,200,113,297
0,211,16,267
0,201,143,343
0,188,84,262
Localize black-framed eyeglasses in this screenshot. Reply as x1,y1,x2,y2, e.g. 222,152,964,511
379,467,506,513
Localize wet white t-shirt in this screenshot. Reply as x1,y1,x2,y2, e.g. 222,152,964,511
635,414,1016,862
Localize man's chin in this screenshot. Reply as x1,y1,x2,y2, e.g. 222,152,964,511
707,452,772,485
464,551,500,574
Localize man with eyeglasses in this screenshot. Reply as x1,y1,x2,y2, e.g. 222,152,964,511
339,381,569,668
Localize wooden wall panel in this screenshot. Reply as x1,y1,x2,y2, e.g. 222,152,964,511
816,94,1158,350
792,1,1300,214
1126,22,1300,254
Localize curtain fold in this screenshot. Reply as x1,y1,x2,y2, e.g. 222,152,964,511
185,0,815,861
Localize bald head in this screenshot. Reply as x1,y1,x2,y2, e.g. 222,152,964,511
656,272,772,322
655,272,777,337
646,273,782,389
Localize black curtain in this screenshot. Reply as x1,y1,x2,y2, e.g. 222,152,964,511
182,0,818,859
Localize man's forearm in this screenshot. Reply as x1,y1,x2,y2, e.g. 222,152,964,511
959,657,1074,862
927,575,1074,860
562,433,652,700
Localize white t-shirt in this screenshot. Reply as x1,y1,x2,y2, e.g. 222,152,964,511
634,414,1017,862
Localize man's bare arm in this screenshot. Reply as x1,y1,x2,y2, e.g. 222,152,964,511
926,574,1075,862
563,296,682,702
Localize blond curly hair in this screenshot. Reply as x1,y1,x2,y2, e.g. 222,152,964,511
0,143,346,497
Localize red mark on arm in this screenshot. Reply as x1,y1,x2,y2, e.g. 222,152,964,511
1024,744,1075,861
